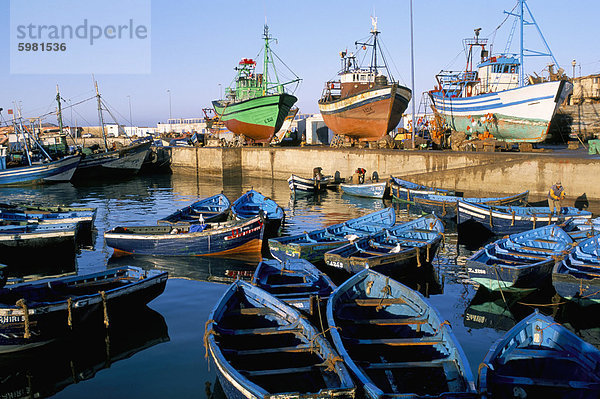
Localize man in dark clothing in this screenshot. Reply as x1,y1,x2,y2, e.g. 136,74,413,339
548,181,565,214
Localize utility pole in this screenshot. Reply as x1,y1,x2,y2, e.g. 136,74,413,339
409,0,416,149
167,89,172,120
127,95,133,137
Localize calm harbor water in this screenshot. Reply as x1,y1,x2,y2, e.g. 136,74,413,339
0,173,598,398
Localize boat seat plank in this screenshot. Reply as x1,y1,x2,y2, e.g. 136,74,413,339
240,365,318,377
350,298,406,306
345,335,443,346
516,246,556,254
338,314,428,326
361,357,451,369
262,282,314,289
358,249,389,256
215,325,302,336
491,374,600,389
500,348,575,364
222,343,312,356
273,291,324,298
229,307,277,316
532,238,560,244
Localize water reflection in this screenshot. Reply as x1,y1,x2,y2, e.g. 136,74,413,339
0,306,168,399
0,172,599,397
107,255,259,284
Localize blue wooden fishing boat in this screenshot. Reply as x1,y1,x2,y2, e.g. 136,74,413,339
478,310,600,399
466,225,573,291
324,215,444,275
0,221,78,264
232,189,284,238
0,266,167,353
287,174,330,193
268,208,396,263
553,255,600,306
0,155,81,186
389,176,455,202
0,305,169,399
552,235,600,306
413,191,529,220
104,216,264,256
157,193,230,225
206,280,356,398
251,258,336,316
327,269,476,398
457,200,592,235
0,205,97,236
339,182,389,199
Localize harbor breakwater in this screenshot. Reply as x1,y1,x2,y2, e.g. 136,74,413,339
169,146,600,202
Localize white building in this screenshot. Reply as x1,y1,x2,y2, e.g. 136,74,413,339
156,118,209,134
105,124,157,137
296,114,334,145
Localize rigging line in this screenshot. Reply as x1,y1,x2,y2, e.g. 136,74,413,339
101,98,130,122
375,40,394,83
379,39,406,85
270,50,300,80
71,107,95,129
37,95,96,120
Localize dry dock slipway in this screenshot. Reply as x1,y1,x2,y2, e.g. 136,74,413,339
167,146,600,201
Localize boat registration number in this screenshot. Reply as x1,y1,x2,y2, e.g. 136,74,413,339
326,260,344,269
0,315,24,324
467,268,487,275
464,313,486,324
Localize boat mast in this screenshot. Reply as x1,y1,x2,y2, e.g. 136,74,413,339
371,17,378,75
519,0,524,86
94,79,109,152
12,105,32,166
409,0,416,149
56,85,65,140
263,25,270,95
503,0,560,86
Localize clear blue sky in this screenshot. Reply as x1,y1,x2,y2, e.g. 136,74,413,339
1,0,598,127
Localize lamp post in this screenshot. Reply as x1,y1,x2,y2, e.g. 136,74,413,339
409,0,416,149
218,83,222,100
571,59,576,80
167,89,172,121
127,95,133,136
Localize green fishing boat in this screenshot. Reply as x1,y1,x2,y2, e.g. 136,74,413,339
212,25,300,143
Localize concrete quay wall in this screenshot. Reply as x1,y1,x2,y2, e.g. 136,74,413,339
169,146,599,200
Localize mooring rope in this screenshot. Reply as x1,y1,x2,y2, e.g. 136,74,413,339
323,354,344,372
16,299,31,339
376,281,393,311
99,291,109,328
67,297,73,329
204,319,216,360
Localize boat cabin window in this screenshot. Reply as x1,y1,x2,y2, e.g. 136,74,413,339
360,74,366,81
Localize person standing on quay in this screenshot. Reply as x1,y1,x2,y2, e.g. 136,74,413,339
548,181,565,214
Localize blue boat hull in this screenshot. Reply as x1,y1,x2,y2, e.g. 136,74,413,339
479,310,600,398
414,191,529,219
0,267,167,353
467,250,554,291
232,190,284,239
457,200,592,235
251,258,336,316
268,208,396,263
0,155,80,186
340,182,388,199
327,269,476,398
157,193,230,224
105,217,264,256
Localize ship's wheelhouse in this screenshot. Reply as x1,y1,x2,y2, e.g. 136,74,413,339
475,56,519,95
